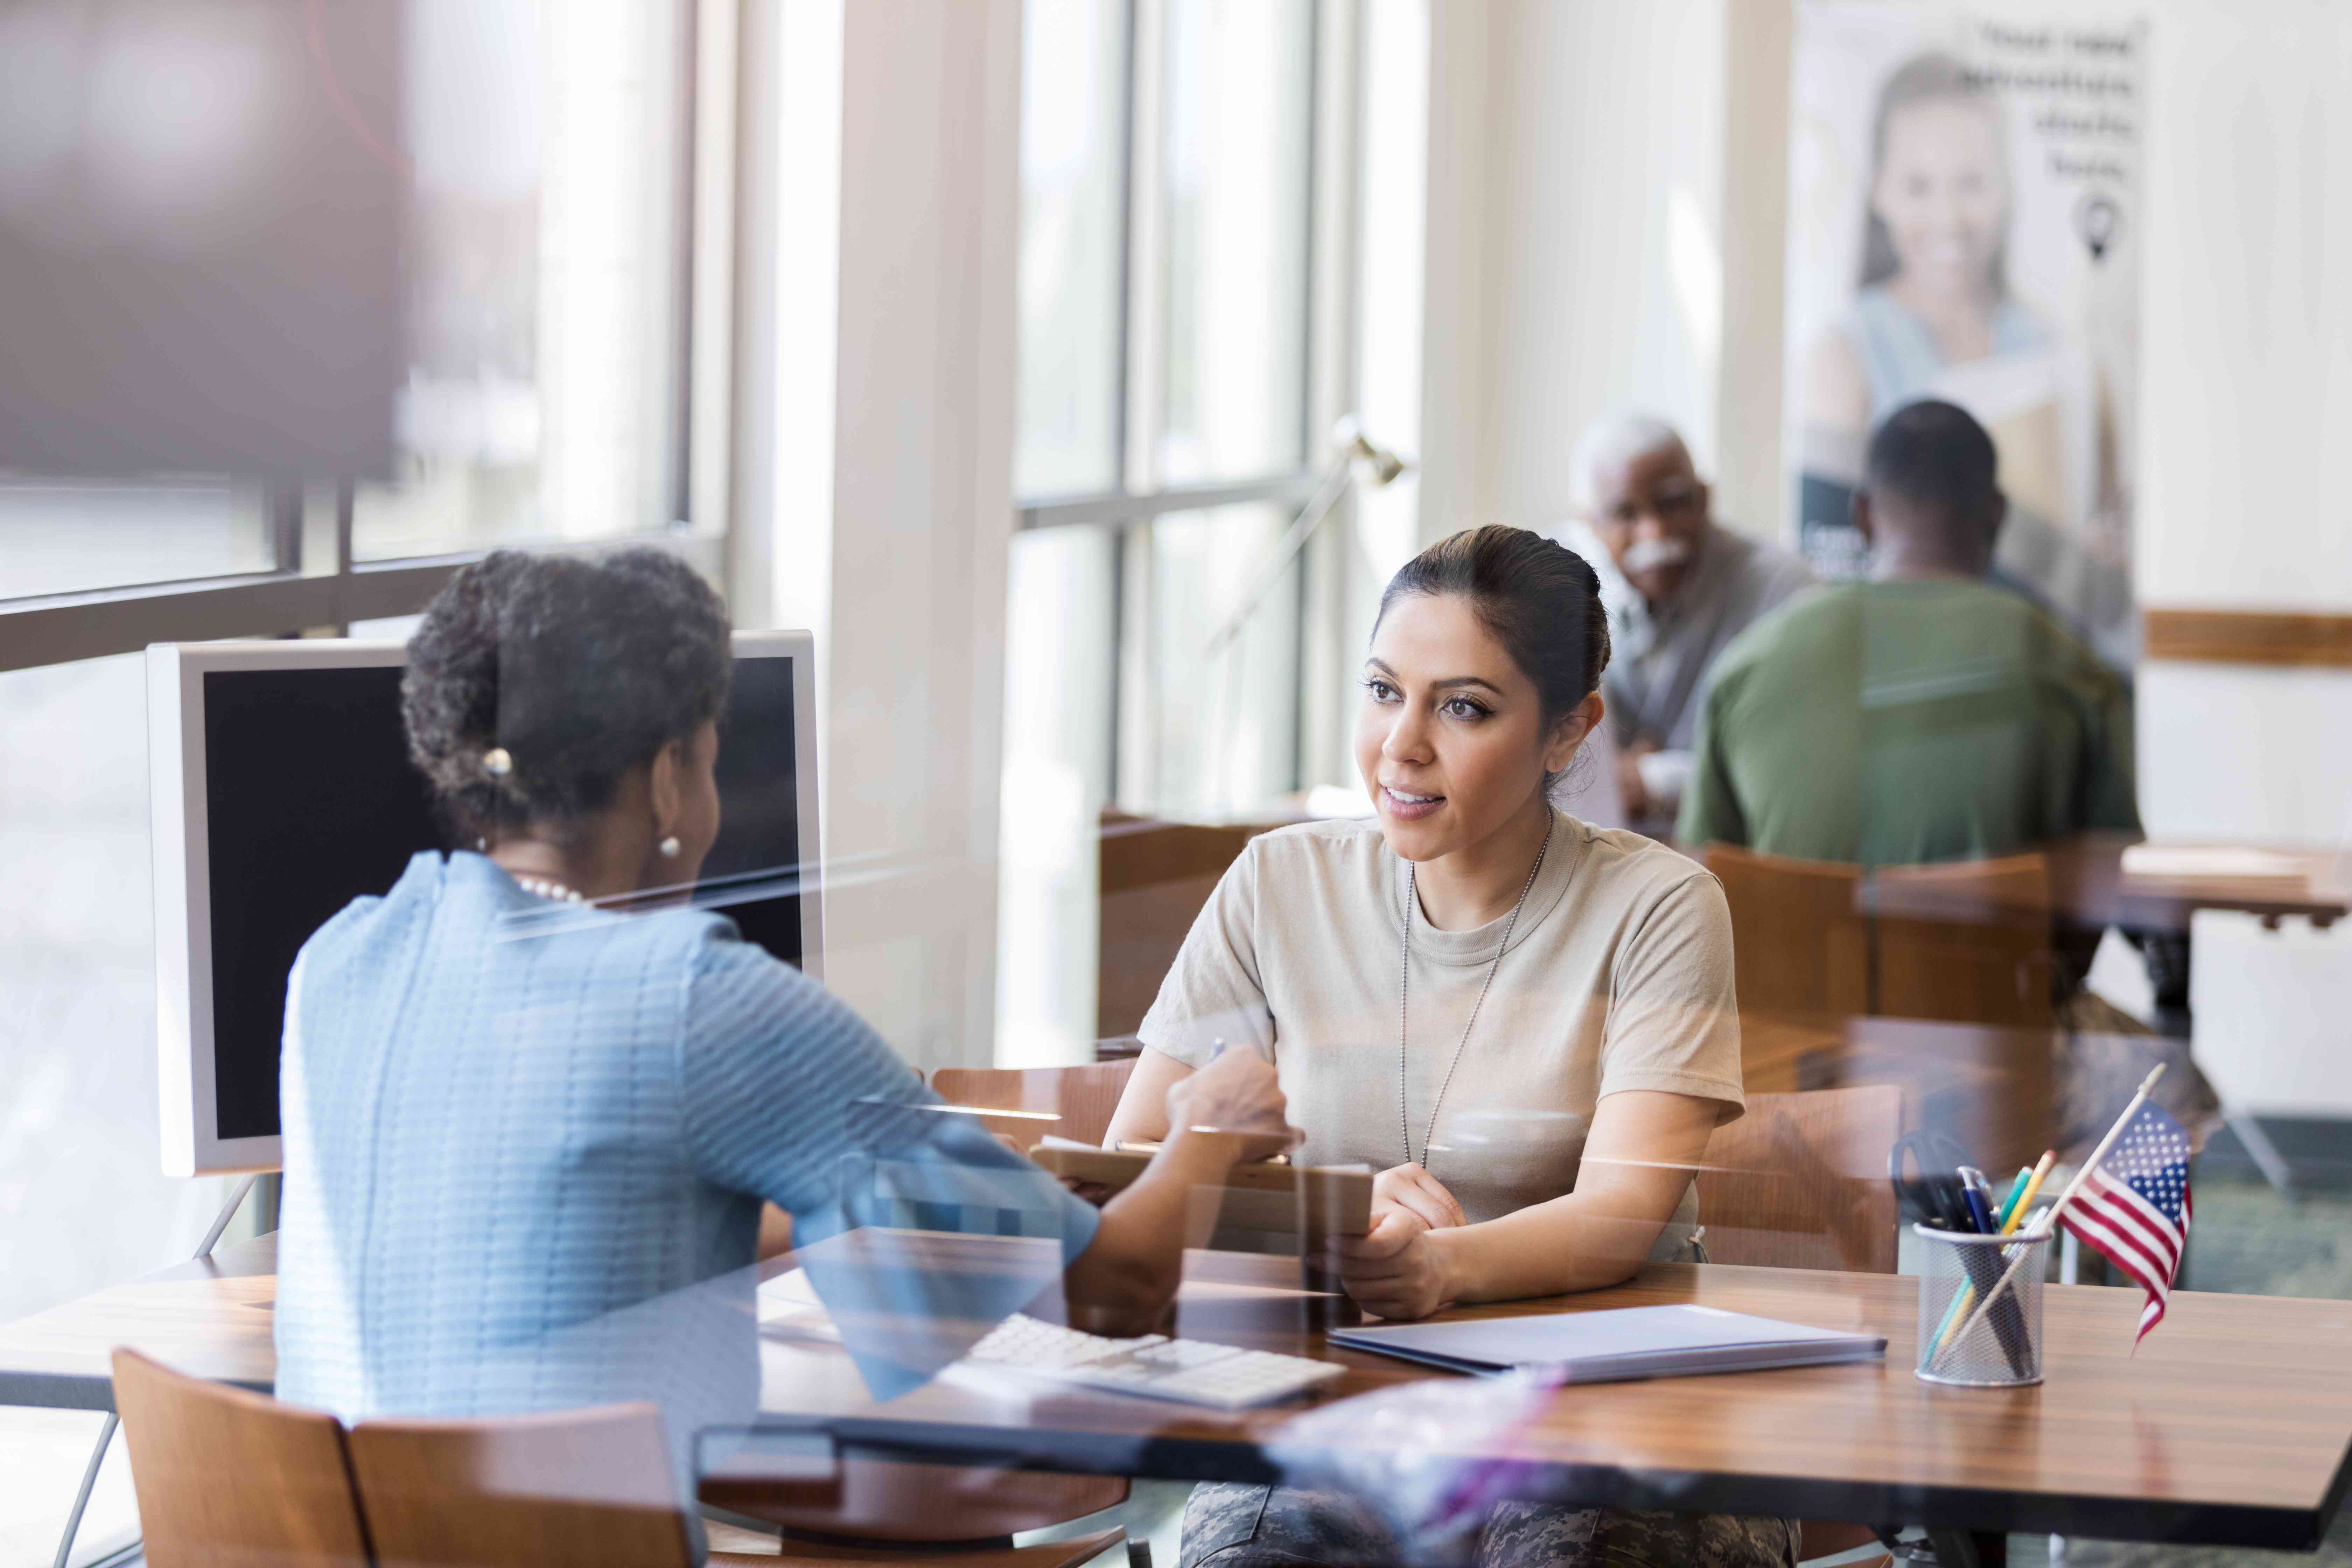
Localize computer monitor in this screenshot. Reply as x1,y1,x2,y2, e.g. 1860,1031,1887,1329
148,631,822,1177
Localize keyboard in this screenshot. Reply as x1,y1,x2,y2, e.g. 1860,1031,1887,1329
960,1313,1345,1410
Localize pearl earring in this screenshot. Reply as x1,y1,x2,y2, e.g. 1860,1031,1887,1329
659,835,682,859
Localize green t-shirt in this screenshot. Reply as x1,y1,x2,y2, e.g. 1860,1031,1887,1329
1676,579,2139,867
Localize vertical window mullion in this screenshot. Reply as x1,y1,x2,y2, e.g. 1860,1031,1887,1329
1298,0,1366,793
1116,0,1168,804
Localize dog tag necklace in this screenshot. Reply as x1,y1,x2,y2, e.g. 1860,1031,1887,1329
1399,818,1552,1172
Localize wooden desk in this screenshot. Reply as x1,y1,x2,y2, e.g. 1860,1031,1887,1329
2045,832,2343,934
0,1234,276,1411
12,1235,2352,1556
744,1236,2352,1556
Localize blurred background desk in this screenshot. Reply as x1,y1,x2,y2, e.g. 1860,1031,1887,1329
2046,832,2344,934
1738,1013,2058,1178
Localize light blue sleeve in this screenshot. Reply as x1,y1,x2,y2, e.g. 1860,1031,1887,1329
679,930,1100,1265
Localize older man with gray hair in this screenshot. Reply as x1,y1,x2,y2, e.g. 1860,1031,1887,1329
1555,412,1814,830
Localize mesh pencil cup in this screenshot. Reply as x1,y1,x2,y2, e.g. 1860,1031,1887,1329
1913,1224,2052,1387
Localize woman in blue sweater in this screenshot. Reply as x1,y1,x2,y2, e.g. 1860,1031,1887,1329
272,550,1288,1510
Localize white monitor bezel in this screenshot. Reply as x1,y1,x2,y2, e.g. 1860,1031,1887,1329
149,631,824,1177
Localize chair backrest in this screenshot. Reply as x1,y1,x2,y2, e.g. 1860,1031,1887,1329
111,1348,372,1568
930,1060,1138,1153
1694,1086,1903,1274
345,1402,692,1568
1702,844,1869,1019
1871,852,2056,1028
1098,812,1284,1037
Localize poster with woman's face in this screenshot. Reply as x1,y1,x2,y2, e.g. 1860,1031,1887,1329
1786,4,2143,668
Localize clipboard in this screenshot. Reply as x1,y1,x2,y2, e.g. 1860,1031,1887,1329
1029,1144,1375,1238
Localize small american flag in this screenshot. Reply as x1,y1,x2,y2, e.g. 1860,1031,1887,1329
2061,1100,2193,1345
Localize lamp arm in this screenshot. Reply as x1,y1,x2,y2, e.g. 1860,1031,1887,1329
1202,456,1357,657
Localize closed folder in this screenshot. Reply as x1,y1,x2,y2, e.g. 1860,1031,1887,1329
1329,1304,1885,1383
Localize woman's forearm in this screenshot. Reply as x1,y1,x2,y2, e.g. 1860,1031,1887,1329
1062,1128,1238,1333
1424,1090,1721,1305
1100,1046,1190,1149
1428,1191,1673,1303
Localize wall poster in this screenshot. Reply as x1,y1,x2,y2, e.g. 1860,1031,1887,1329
1787,5,2144,667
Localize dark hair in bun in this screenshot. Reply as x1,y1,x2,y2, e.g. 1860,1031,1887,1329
1375,524,1612,728
402,549,731,837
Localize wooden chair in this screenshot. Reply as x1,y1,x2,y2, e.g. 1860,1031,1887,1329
112,1348,371,1568
930,1061,1138,1154
1097,812,1290,1039
1701,845,1869,1019
1694,1085,1902,1277
1870,852,2057,1029
347,1402,730,1568
113,1349,1131,1568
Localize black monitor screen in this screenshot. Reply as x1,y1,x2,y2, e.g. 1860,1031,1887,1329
199,656,807,1142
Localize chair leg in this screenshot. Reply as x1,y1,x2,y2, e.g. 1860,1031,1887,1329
1125,1539,1153,1568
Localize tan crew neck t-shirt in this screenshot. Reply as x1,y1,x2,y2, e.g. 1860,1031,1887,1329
1137,811,1743,1231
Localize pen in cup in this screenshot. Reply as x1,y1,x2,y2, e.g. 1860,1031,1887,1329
1957,1166,1997,1234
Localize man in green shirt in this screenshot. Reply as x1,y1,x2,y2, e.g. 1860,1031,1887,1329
1678,400,2137,867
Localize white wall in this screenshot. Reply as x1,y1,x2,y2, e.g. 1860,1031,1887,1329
735,0,1023,1070
1420,0,1743,541
2134,0,2352,844
1480,1,1729,531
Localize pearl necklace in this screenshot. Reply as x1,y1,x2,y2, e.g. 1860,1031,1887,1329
515,876,588,905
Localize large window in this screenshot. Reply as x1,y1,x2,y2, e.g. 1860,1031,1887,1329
0,0,720,677
999,0,1359,1066
1010,0,1324,818
0,7,728,1561
352,0,694,561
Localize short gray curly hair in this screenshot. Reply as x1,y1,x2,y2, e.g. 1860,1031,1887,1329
1569,411,1691,511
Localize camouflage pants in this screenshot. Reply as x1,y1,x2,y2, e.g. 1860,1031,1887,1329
1177,1481,1800,1568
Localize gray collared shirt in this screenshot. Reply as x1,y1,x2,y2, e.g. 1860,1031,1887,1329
1559,519,1815,754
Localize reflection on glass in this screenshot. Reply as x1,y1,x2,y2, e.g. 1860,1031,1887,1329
1135,502,1299,816
996,526,1118,1066
1015,0,1128,500
352,0,687,560
0,651,232,1561
1157,0,1312,485
0,481,268,598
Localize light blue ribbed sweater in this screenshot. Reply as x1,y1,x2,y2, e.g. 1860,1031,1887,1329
274,852,1094,1513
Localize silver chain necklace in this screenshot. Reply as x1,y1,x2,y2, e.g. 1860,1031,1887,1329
1399,818,1553,1171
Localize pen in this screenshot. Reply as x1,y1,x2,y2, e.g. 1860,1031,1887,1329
1994,1167,2032,1231
1957,1166,1996,1234
2000,1151,2057,1236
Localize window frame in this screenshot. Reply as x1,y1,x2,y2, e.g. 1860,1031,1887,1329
1012,0,1362,808
0,0,736,677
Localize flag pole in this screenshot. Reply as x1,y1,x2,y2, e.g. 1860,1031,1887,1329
1928,1065,2165,1370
